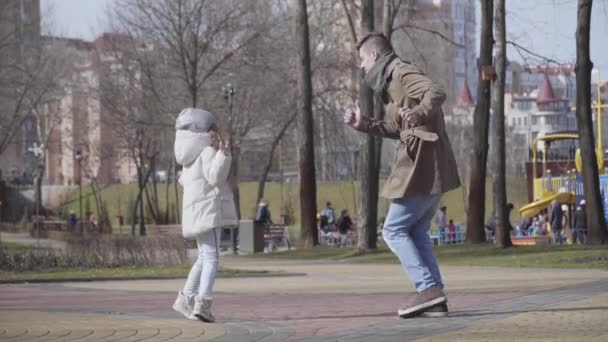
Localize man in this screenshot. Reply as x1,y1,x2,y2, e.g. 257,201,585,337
485,203,515,240
344,33,460,318
550,199,563,245
337,209,354,246
255,199,272,224
572,199,586,244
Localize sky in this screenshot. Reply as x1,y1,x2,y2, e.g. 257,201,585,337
42,0,608,77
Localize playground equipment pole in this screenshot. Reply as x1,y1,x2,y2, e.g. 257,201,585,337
597,71,603,156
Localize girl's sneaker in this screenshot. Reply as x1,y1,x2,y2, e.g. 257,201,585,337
193,298,216,323
172,291,198,321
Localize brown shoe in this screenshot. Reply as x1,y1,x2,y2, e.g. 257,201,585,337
398,286,446,319
421,303,448,317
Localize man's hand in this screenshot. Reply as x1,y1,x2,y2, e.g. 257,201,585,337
399,107,424,127
344,101,361,128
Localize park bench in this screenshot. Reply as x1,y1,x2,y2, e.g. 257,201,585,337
264,224,291,251
511,235,550,246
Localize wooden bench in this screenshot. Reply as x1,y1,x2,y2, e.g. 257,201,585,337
511,236,550,246
263,224,291,251
147,225,181,235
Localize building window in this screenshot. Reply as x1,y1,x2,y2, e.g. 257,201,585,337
532,117,538,125
524,117,528,125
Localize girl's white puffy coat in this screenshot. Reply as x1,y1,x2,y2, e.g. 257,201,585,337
174,130,238,239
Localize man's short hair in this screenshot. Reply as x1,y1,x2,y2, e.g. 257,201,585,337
356,32,393,53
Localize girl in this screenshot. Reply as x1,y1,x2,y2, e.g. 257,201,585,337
172,108,238,322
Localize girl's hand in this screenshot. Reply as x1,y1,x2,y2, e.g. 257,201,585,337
220,140,231,156
209,131,220,149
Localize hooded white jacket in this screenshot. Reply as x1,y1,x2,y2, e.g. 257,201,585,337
174,130,238,239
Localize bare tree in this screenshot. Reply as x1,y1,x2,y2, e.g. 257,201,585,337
575,0,607,244
110,0,270,225
293,0,318,247
20,38,73,236
492,0,511,248
0,4,59,158
466,0,494,244
354,0,376,252
256,111,297,203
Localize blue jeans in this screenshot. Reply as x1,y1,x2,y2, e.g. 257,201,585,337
552,227,563,245
382,194,443,292
183,227,220,300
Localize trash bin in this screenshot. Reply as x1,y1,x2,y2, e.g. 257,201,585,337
238,219,265,254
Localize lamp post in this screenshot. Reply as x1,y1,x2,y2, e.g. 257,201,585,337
27,143,44,246
222,78,237,254
75,148,83,234
222,81,235,134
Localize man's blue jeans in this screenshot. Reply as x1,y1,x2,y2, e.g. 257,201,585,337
382,194,443,292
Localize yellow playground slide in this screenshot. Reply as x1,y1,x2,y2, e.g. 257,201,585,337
519,192,576,219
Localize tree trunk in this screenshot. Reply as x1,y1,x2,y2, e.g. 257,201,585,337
138,180,146,236
173,158,180,224
230,146,241,219
357,0,375,252
466,0,493,244
34,163,44,240
151,158,160,221
164,166,170,224
492,0,511,248
575,0,607,244
138,143,146,236
294,0,318,247
131,192,140,236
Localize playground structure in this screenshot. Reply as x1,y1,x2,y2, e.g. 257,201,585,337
518,72,608,240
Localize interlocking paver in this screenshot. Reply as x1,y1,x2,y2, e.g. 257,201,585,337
1,260,607,341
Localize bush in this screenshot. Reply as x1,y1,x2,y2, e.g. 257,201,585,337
0,235,189,271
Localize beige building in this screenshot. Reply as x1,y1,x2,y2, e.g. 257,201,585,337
41,34,137,186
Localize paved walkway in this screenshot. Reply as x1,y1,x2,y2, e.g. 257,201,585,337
1,256,607,341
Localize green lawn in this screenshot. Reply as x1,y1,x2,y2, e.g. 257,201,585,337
252,244,608,270
56,178,530,241
0,265,279,283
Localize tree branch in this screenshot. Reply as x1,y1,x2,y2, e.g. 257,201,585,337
393,23,464,48
506,40,564,66
340,0,358,44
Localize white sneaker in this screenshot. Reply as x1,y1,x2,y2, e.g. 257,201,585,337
193,298,215,323
172,291,198,321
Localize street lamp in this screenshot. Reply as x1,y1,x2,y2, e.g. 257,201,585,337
222,81,236,130
222,76,237,254
27,143,44,246
75,148,83,234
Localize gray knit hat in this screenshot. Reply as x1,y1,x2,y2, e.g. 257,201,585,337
175,108,218,133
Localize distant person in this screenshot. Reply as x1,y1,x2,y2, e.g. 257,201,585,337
447,219,456,243
337,209,354,246
550,199,563,245
485,203,514,240
572,200,587,244
321,202,336,225
66,211,77,231
255,199,273,225
435,206,448,239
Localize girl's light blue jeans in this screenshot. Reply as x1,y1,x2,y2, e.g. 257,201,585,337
182,227,220,300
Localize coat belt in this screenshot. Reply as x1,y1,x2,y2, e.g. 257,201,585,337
400,126,438,143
